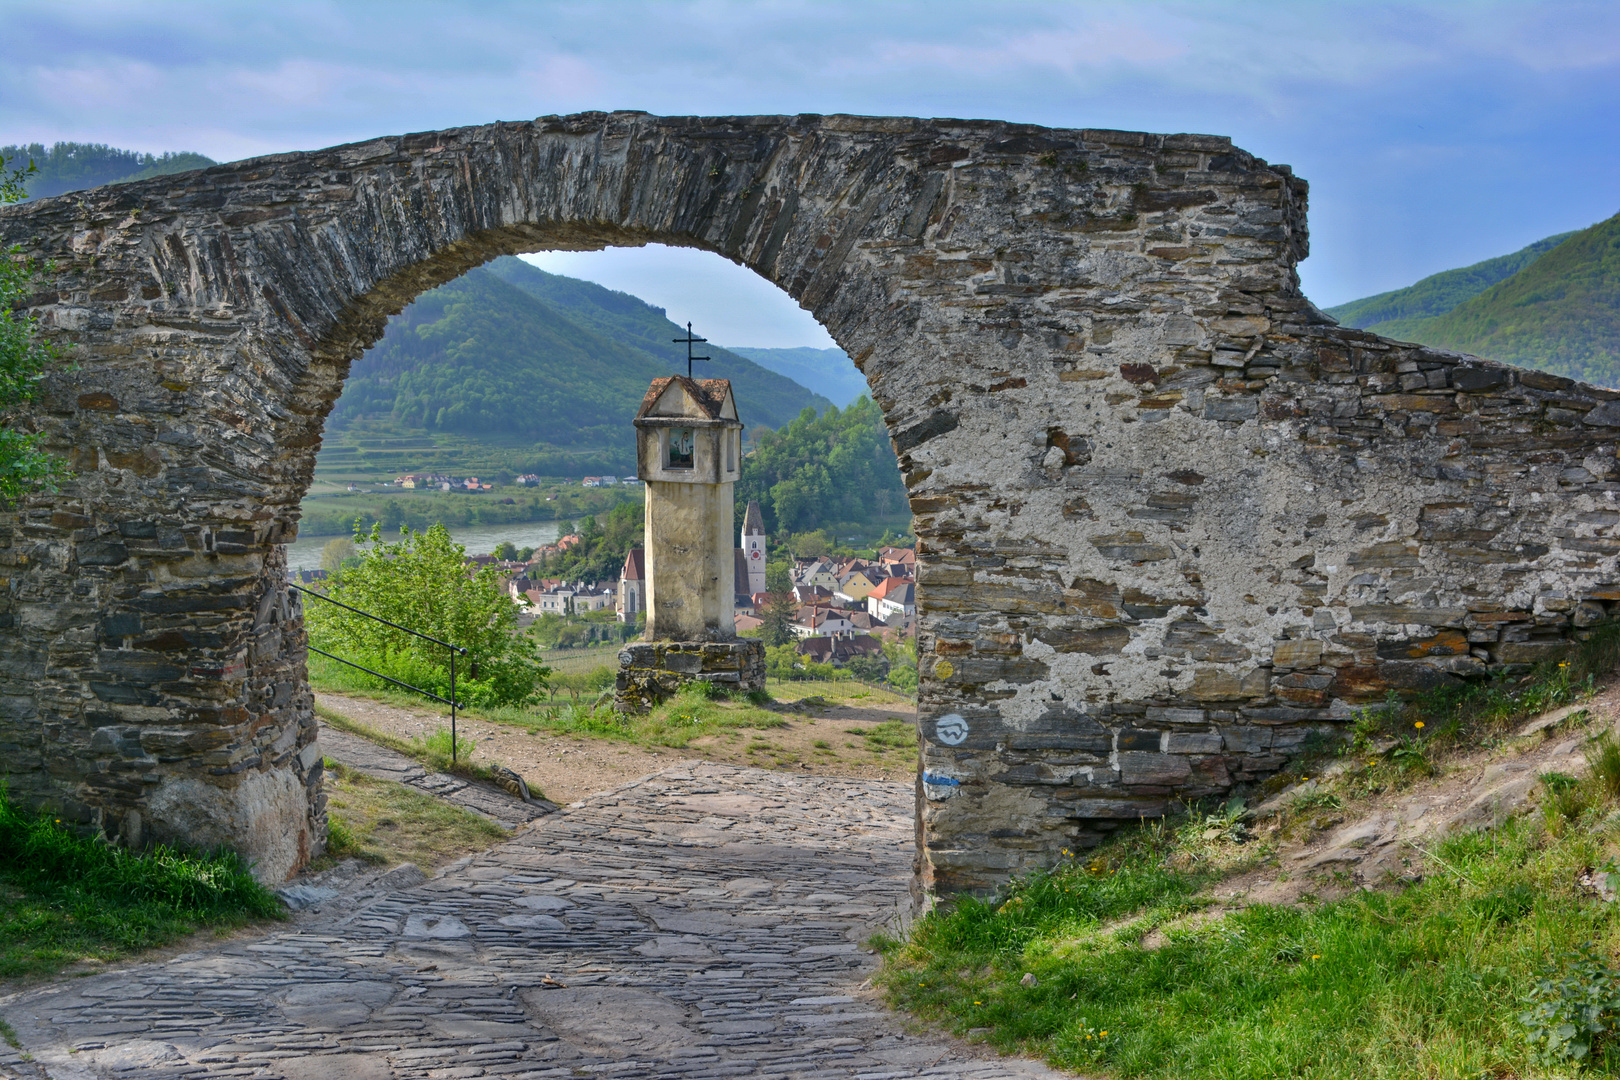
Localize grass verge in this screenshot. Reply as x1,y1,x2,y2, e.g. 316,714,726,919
314,760,507,872
0,794,283,983
314,703,504,785
486,679,788,749
882,630,1620,1077
771,678,915,707
882,791,1620,1077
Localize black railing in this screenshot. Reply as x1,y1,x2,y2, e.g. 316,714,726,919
291,583,469,764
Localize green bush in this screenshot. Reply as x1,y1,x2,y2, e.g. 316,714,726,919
412,726,475,764
1521,942,1620,1066
306,522,548,707
1587,732,1620,801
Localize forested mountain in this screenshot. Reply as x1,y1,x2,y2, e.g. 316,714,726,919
1326,231,1576,339
322,257,831,476
1397,213,1620,385
725,346,870,408
1325,213,1619,387
0,142,215,199
735,397,908,539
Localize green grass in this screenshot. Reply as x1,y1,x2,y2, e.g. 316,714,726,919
489,680,787,749
539,648,624,678
771,678,915,706
313,704,501,785
882,799,1620,1077
0,793,283,982
315,761,507,872
847,717,918,755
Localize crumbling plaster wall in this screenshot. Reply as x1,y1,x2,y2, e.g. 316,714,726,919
0,111,1616,893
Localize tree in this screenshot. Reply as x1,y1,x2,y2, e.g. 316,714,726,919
320,537,357,574
883,634,918,692
765,560,792,594
735,396,907,537
492,540,519,561
788,530,831,557
306,522,548,707
0,157,67,500
760,592,799,647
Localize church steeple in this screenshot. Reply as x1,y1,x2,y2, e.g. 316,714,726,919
741,500,767,596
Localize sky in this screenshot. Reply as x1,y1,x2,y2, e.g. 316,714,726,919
3,0,1616,348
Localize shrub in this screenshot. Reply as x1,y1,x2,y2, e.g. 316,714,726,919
1521,943,1620,1066
306,522,549,707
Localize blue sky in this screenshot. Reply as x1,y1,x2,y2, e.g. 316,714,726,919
3,1,1616,348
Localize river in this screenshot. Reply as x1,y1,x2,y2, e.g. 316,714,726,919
283,520,564,572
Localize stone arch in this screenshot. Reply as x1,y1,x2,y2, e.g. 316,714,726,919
4,112,1618,892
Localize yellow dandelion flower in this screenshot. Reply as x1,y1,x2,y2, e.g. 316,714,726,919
1100,1030,1108,1037
1413,721,1424,729
1311,954,1321,960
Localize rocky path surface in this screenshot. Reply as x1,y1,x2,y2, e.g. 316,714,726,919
0,763,1065,1080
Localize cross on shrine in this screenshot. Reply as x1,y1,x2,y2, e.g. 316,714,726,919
672,321,710,379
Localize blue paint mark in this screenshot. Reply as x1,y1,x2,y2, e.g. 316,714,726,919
922,773,961,787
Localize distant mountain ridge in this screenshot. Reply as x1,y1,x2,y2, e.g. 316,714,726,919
319,257,831,477
1325,212,1620,388
724,346,870,408
1325,231,1576,339
1,141,215,199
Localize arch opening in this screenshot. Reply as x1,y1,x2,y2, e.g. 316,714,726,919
5,112,1615,897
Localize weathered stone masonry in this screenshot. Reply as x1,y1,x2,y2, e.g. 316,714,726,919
2,112,1619,892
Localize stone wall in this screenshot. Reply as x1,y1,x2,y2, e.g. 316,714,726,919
614,640,767,713
1,112,1617,891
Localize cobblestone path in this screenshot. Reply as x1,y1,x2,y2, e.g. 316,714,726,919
1,763,1065,1080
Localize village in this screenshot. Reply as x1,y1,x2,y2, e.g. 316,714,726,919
292,495,917,674
382,472,644,491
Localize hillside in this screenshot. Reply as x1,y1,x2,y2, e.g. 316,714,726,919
1324,230,1575,336
724,346,870,408
318,257,831,479
1324,212,1619,387
0,141,215,199
1403,212,1620,385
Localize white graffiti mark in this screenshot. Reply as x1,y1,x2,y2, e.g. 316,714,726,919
934,714,969,746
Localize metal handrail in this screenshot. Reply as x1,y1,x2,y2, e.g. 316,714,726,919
291,582,469,764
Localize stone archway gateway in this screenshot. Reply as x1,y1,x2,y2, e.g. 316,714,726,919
3,112,1618,892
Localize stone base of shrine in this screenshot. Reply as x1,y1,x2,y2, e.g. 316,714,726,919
614,640,767,713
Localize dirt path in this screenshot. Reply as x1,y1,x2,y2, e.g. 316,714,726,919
315,691,917,807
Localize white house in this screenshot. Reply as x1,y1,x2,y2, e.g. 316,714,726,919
867,577,916,621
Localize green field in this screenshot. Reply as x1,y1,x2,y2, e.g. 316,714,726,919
313,417,633,486
297,480,638,538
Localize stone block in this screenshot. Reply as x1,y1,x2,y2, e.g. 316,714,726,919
1271,639,1322,668
1164,731,1223,754
1116,751,1192,786
615,639,765,713
1495,640,1566,664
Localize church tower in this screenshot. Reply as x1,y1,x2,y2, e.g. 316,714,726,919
741,500,767,596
